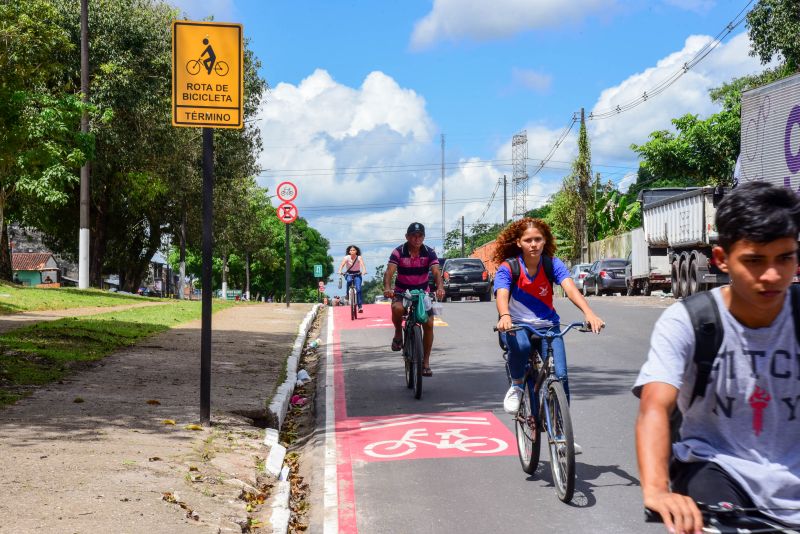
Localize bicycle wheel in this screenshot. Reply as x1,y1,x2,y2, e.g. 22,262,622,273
403,325,413,389
186,59,201,75
214,60,229,76
545,380,575,502
411,325,423,399
349,286,357,320
516,380,541,474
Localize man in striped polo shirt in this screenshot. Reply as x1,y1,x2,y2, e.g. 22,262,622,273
383,222,445,376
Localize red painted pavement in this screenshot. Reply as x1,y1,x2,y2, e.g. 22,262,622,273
333,304,394,330
331,310,516,533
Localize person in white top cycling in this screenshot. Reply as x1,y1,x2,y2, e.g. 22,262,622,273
339,245,367,313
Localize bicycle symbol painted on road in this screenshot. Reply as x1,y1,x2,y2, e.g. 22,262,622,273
185,38,229,76
349,412,514,462
363,427,508,458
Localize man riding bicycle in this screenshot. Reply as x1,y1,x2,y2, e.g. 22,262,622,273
634,182,800,533
383,223,444,377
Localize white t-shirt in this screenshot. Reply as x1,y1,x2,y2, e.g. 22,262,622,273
633,287,800,525
342,255,363,274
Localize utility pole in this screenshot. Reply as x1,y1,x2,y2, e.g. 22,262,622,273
441,134,445,253
78,0,90,289
460,216,465,257
503,175,507,225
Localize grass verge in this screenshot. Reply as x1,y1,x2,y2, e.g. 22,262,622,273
0,282,160,315
0,300,233,407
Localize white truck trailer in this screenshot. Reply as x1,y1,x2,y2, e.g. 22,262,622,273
739,72,800,189
625,227,671,296
641,187,729,298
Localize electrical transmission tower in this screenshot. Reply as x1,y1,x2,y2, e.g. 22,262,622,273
511,130,528,219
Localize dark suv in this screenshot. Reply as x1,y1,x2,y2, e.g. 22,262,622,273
438,258,492,302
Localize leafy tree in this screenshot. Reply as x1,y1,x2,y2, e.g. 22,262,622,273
0,0,88,279
747,0,800,71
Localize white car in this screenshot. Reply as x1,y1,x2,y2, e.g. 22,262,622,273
570,263,592,291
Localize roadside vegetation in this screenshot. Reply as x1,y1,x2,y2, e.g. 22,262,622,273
0,300,233,406
0,281,158,315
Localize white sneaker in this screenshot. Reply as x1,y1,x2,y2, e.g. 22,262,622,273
574,442,583,455
503,385,524,414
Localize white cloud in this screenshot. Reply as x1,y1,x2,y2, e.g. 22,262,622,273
588,32,765,168
510,67,553,94
410,0,616,50
168,0,236,21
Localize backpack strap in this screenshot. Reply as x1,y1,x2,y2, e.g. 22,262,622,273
505,255,555,286
683,291,724,407
792,284,800,347
506,257,521,286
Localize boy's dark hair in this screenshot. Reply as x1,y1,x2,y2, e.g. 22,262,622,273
716,182,800,251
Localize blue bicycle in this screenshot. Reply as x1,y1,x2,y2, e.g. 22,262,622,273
496,321,591,503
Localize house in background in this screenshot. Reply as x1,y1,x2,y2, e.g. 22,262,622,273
12,252,60,287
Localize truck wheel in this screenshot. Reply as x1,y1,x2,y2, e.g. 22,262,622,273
626,281,634,296
680,258,691,297
688,259,699,295
642,280,651,296
671,261,681,299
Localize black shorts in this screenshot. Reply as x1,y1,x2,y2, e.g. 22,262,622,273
670,459,754,508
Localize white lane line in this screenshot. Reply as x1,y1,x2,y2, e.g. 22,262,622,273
323,311,338,534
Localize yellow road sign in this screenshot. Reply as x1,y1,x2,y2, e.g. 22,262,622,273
172,21,243,129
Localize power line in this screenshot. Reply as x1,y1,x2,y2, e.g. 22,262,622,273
588,0,754,120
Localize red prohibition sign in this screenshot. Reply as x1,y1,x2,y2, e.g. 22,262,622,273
277,201,298,224
276,181,298,202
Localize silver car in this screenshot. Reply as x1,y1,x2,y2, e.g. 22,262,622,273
570,263,592,291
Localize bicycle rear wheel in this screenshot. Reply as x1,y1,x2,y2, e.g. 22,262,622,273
515,380,541,474
349,286,357,320
411,325,423,399
545,380,575,502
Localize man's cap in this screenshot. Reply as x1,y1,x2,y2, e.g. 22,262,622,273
406,222,425,235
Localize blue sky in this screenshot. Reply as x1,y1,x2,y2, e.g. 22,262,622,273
170,0,765,286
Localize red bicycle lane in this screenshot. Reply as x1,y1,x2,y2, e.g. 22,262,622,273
324,304,517,533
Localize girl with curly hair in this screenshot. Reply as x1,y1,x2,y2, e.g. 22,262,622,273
493,218,604,448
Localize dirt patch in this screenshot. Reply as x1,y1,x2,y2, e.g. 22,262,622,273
0,303,312,533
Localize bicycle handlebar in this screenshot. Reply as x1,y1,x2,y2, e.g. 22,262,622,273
645,502,800,533
493,322,595,336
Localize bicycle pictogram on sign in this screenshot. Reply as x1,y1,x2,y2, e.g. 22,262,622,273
185,38,230,76
348,412,515,462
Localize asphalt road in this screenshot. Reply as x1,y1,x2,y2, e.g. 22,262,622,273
320,295,674,534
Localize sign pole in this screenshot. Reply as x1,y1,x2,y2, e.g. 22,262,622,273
285,223,291,307
200,127,214,425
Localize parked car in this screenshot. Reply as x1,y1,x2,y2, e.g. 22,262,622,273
439,258,492,302
569,263,592,291
582,258,629,296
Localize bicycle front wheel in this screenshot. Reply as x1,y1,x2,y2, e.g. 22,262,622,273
545,380,575,502
350,287,357,320
516,380,541,474
411,324,423,399
403,325,413,389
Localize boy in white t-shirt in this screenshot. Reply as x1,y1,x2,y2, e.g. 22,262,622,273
633,182,800,532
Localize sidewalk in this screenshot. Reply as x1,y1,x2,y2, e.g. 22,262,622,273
0,302,314,533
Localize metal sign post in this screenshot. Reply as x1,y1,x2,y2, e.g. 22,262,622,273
276,183,299,309
172,20,243,426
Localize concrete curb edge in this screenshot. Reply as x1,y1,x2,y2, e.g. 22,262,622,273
266,303,322,533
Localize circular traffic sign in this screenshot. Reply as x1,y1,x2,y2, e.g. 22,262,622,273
276,181,298,202
277,201,298,224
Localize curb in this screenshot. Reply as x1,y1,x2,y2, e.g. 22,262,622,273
266,303,322,534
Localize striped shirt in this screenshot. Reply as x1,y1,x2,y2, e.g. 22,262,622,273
388,243,439,291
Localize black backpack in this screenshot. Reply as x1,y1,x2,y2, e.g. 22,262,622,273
671,285,800,440
505,255,556,287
